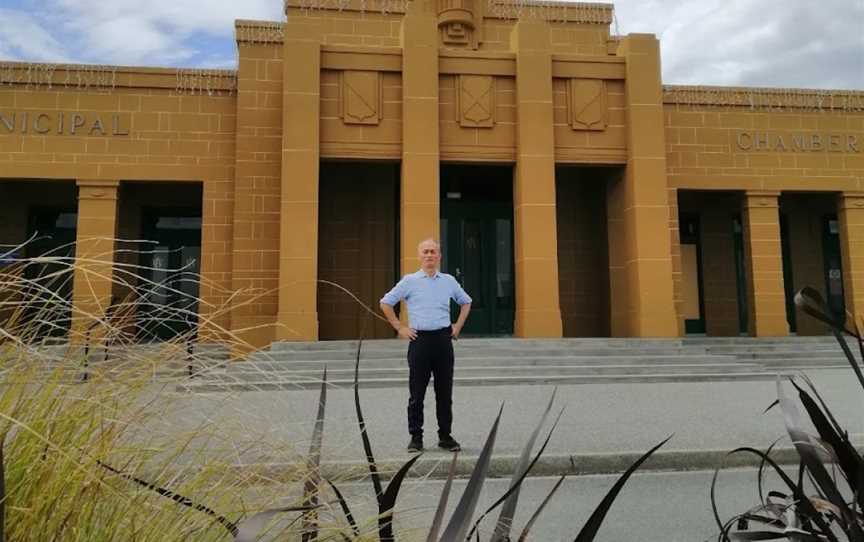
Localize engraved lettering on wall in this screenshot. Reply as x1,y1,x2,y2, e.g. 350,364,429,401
457,75,495,128
340,71,382,126
735,131,861,153
0,111,130,136
567,79,607,131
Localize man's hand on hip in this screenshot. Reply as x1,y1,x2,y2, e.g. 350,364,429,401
451,322,463,340
398,326,417,340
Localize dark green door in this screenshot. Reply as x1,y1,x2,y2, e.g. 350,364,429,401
823,215,846,323
441,200,514,336
779,214,797,333
139,210,201,341
733,215,749,334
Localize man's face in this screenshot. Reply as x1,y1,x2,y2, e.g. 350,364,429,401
418,241,441,270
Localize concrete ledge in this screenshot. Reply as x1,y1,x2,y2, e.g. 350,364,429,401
224,446,860,483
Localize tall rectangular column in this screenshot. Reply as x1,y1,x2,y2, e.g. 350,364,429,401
400,1,440,276
277,18,322,341
510,18,562,338
742,190,789,336
610,34,677,336
71,179,119,340
838,192,864,328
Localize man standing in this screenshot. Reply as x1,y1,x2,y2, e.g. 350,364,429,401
380,238,472,453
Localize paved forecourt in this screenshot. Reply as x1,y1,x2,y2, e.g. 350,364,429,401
159,357,864,479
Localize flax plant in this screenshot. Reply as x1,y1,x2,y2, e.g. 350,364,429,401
711,287,864,541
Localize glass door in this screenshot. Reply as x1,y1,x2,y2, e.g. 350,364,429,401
823,215,845,324
442,201,513,335
139,211,201,341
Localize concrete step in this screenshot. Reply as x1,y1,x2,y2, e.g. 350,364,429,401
177,371,786,392
706,345,848,354
203,362,767,380
683,336,841,344
241,354,739,369
252,347,718,361
268,338,700,352
759,359,860,369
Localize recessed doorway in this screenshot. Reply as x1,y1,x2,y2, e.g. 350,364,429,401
440,165,514,336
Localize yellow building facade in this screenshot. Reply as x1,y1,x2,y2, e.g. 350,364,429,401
1,0,862,347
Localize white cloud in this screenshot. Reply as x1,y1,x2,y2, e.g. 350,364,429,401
0,0,861,89
0,8,75,63
612,0,864,89
52,0,283,38
1,0,285,67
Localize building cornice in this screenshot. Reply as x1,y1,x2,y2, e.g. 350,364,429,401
663,85,864,113
282,0,613,23
486,0,613,23
0,62,237,95
235,20,285,44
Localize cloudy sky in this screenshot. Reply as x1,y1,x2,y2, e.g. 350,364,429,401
0,0,862,89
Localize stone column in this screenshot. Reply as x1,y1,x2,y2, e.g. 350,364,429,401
510,18,562,338
276,17,322,341
400,0,440,276
71,179,119,340
609,34,677,336
741,190,789,336
838,192,864,328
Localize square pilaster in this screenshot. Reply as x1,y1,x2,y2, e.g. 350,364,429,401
400,1,441,278
511,18,562,338
838,192,864,328
276,19,322,341
609,34,678,337
742,190,789,336
71,179,119,341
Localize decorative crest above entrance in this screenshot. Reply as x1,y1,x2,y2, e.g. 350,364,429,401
437,0,483,48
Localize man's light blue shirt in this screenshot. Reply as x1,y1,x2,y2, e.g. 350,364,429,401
380,269,472,331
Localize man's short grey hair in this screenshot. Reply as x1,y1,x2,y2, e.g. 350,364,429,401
417,238,440,251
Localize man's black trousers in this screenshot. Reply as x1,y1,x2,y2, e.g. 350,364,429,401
407,327,454,439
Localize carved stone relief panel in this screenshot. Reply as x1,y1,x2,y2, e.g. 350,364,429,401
457,75,495,128
340,70,382,125
568,79,607,131
437,0,483,49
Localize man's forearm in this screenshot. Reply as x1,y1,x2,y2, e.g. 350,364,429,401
455,303,471,327
380,303,401,331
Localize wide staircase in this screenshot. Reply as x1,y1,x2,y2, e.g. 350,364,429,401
177,335,860,393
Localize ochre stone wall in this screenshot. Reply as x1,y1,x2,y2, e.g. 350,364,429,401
317,162,399,340
0,64,236,336
231,38,283,346
666,87,864,335
3,8,862,346
556,167,611,337
678,191,741,336
282,10,403,47
439,74,516,161
664,88,864,192
676,191,840,337
668,186,684,335
553,78,625,163
321,69,402,158
780,193,835,336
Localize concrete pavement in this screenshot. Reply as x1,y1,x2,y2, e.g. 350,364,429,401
144,368,864,479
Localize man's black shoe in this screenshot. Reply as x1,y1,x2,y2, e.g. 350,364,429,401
407,436,423,453
438,435,461,452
